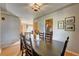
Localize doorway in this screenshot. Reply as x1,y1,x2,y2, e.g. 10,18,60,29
45,19,53,33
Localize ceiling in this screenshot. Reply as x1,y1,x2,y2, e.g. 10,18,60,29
0,3,71,21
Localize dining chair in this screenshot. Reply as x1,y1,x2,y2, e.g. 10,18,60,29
20,34,27,56
39,32,44,39
26,37,34,56
25,33,40,56
61,36,69,56
45,32,52,43
21,32,39,56
20,32,32,56
22,32,34,56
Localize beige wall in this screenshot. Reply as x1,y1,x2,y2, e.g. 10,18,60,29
35,4,79,54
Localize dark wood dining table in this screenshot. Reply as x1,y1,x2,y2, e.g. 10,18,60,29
31,37,65,56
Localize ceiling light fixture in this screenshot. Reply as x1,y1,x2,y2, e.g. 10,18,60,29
30,3,42,12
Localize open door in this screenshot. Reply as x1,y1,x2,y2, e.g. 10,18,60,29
45,19,53,33
45,19,53,43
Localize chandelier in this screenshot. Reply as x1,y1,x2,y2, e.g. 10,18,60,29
30,3,42,12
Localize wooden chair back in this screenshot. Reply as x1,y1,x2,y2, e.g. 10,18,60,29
39,33,44,39
45,32,52,42
61,36,69,56
25,37,33,56
20,32,33,56
20,34,27,56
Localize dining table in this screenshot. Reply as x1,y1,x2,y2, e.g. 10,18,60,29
31,36,65,56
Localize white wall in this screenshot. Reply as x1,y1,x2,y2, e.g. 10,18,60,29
35,4,79,54
0,10,20,48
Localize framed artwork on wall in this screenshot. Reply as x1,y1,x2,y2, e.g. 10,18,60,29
65,16,75,25
65,24,75,31
65,16,75,31
58,20,64,29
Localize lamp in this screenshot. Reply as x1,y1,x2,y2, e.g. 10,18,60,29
30,3,42,12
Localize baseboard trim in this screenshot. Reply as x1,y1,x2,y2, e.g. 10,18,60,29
11,40,20,46
1,41,20,56
9,40,20,56
66,50,79,56
1,40,20,48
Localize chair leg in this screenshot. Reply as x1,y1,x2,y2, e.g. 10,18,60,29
21,51,23,56
25,50,27,56
33,50,39,56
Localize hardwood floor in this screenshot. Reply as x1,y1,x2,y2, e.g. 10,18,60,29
0,41,20,56
0,41,78,56
65,52,76,56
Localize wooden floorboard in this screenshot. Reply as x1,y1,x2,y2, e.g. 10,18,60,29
0,43,78,56
0,42,20,56
65,51,77,56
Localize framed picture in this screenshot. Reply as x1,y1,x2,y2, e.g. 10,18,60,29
65,24,75,31
65,16,75,25
58,20,64,29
